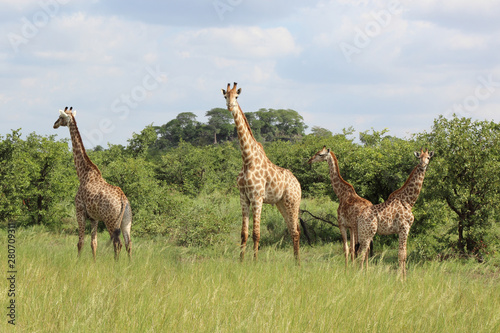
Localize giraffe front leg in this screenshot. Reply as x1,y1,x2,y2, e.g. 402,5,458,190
398,231,409,280
90,219,98,261
239,194,250,262
76,207,86,258
251,198,263,260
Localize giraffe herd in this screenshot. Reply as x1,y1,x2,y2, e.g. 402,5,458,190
53,82,433,278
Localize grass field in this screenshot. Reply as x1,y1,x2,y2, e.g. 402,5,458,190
1,227,499,332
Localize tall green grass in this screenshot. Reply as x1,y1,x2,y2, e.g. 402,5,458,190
1,228,499,332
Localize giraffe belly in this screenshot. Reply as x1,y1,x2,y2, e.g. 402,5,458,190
84,190,122,222
376,213,400,235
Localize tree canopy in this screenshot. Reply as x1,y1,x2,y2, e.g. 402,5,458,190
1,113,499,261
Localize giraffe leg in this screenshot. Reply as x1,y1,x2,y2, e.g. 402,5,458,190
357,237,372,271
277,200,301,264
90,219,98,262
239,194,250,261
120,202,132,260
339,225,349,269
349,227,356,264
75,206,86,258
251,198,263,260
112,228,122,261
398,230,409,280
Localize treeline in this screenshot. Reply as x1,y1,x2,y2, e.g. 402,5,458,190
1,114,499,261
147,108,307,150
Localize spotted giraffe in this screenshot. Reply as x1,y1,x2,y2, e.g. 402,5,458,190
308,146,372,268
53,107,132,261
221,83,302,262
357,149,434,279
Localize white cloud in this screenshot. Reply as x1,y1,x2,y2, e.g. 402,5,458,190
176,26,301,59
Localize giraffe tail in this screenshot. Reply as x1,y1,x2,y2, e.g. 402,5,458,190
109,197,129,244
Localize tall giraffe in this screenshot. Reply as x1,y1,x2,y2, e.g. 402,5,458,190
357,149,434,279
308,146,372,268
221,83,302,262
53,107,132,260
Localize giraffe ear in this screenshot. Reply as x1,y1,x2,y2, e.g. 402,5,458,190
221,89,226,95
72,110,77,117
429,151,434,158
237,88,242,95
414,151,420,158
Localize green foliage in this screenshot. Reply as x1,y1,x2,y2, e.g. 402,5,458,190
126,123,157,157
156,141,240,196
0,130,78,227
419,115,500,258
1,113,499,263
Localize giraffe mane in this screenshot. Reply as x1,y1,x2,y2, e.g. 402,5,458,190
70,113,102,176
329,151,358,195
387,162,419,201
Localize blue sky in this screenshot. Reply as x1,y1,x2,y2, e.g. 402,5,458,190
1,0,499,148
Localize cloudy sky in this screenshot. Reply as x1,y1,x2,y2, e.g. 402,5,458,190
1,0,499,148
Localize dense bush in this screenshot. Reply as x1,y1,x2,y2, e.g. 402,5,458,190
1,115,499,262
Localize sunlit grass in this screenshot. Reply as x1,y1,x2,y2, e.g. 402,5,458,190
0,228,499,332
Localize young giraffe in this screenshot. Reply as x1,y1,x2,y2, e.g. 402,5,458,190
308,146,372,268
221,83,302,262
357,149,434,279
53,107,132,261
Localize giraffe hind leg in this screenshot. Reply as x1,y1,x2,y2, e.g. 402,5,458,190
276,200,301,264
112,228,122,261
90,219,98,261
120,202,132,259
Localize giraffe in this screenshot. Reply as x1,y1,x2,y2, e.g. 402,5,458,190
357,148,434,279
308,146,372,268
53,107,132,261
221,83,302,262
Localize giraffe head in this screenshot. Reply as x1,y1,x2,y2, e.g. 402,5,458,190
414,148,434,169
308,146,330,164
53,106,76,129
221,82,241,111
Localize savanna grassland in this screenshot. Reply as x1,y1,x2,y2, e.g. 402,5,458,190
1,227,499,333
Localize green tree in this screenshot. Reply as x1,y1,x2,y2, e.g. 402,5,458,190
127,123,157,157
311,126,333,138
421,116,500,258
0,130,26,222
0,131,78,226
205,108,234,144
252,108,307,142
155,112,201,148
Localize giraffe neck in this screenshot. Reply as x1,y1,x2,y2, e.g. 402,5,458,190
326,152,356,200
388,164,427,207
68,116,101,181
230,102,265,164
